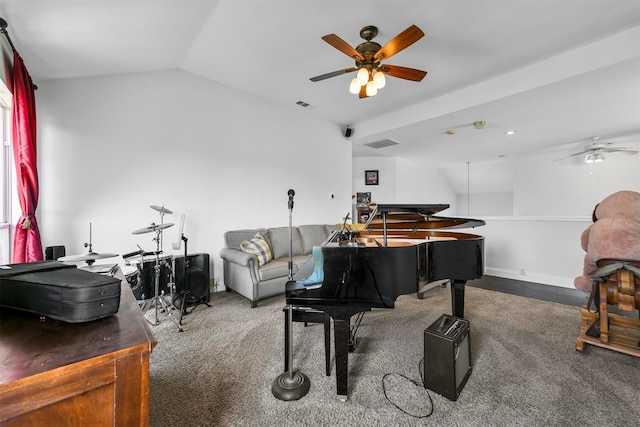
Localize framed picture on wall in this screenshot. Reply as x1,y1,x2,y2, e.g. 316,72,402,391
356,192,371,205
365,170,379,185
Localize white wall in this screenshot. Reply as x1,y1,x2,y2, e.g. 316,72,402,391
513,148,640,216
36,69,351,283
481,217,591,288
457,192,513,216
352,156,458,212
352,156,397,205
499,146,640,288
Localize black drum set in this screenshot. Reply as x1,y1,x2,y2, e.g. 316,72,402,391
128,204,185,330
58,204,206,332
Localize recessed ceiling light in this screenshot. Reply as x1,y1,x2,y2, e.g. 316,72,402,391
505,130,516,135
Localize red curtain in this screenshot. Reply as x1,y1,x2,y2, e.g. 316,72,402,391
11,51,43,263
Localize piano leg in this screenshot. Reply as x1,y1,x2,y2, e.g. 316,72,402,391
451,279,466,318
312,307,370,400
333,318,351,401
324,313,331,376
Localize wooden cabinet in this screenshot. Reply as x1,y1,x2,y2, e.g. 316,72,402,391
0,279,156,426
357,206,372,223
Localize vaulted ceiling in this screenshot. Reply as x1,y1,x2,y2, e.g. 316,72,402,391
2,1,639,193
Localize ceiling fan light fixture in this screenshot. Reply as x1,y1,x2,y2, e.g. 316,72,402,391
356,68,369,86
349,78,360,94
585,151,605,163
373,70,386,89
365,80,377,96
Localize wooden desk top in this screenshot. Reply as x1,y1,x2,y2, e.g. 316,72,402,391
0,278,156,387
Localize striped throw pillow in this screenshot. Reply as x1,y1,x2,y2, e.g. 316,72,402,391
240,233,273,266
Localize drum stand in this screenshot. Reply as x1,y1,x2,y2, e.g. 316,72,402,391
141,229,184,332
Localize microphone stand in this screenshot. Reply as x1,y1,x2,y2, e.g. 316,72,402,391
272,189,310,401
287,191,294,280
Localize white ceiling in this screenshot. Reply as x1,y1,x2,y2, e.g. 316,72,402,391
2,0,639,193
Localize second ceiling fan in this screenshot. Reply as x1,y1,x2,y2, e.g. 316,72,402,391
310,25,427,98
554,137,639,163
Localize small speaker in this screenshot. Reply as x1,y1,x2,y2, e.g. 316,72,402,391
45,245,66,260
173,253,210,307
345,127,353,138
423,314,471,401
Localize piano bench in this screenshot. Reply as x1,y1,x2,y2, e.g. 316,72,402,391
284,307,331,376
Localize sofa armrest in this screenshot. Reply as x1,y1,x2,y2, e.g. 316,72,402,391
220,247,255,267
220,248,261,302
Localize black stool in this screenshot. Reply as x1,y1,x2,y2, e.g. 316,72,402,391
283,307,332,376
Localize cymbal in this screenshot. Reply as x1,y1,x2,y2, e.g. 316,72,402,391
150,205,173,214
79,263,118,274
131,222,174,235
58,251,119,262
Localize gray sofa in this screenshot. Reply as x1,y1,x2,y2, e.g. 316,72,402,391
220,224,339,307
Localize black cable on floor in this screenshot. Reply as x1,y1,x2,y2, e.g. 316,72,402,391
381,358,434,418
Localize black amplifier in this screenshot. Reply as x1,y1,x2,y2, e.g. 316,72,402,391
423,314,471,401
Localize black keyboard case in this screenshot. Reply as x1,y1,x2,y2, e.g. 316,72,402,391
0,261,121,323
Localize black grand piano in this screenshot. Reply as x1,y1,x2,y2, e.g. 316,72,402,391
284,204,485,400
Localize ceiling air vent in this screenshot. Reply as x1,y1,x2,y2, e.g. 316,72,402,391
295,100,310,107
364,139,400,149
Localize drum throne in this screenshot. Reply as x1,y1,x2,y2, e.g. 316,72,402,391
576,258,640,357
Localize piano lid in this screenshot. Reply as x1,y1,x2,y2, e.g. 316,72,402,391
365,204,485,230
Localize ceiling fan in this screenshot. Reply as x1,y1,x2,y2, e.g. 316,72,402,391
554,137,639,163
310,25,427,98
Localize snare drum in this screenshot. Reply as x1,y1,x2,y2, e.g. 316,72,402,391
123,264,143,299
126,253,174,300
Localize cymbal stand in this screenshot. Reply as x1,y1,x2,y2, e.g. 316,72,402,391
156,206,167,252
145,228,183,332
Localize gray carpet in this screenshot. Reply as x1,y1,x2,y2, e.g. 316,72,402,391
148,286,640,426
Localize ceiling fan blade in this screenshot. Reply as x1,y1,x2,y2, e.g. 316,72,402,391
310,68,357,82
321,34,364,61
603,148,639,154
552,151,590,162
374,25,424,62
381,64,427,82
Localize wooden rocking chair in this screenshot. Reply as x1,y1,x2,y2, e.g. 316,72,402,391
576,259,640,357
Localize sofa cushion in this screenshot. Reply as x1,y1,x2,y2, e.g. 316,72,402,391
298,224,330,254
259,258,290,281
325,224,341,236
268,226,303,259
240,233,273,266
225,228,270,251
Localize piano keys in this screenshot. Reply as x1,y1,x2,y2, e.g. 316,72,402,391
285,204,484,400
